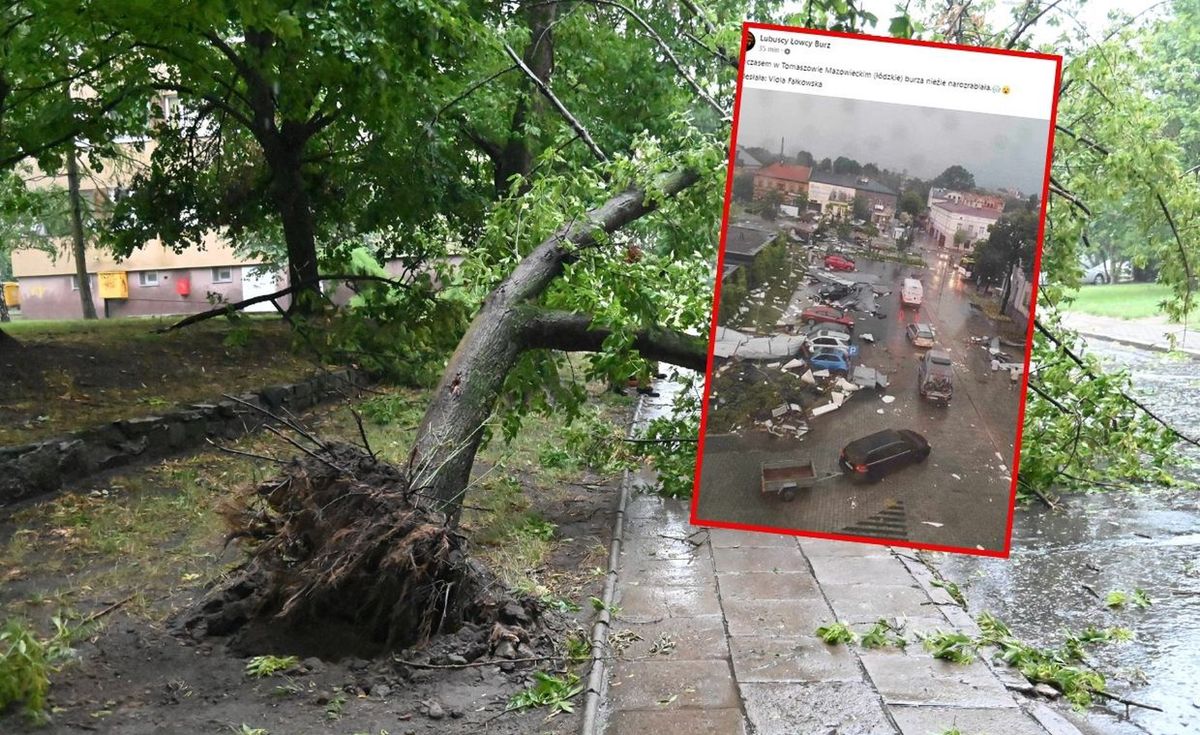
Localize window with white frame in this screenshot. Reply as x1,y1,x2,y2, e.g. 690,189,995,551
212,266,233,283
137,271,159,287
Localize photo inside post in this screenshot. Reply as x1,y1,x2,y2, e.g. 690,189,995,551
692,27,1060,555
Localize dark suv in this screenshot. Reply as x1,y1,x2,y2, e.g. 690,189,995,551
839,429,931,482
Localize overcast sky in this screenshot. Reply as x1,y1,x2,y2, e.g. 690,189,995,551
735,88,1052,192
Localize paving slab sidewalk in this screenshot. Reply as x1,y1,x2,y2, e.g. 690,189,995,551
1061,311,1200,356
595,489,1085,735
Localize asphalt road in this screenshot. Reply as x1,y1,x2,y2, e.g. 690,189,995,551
695,234,1022,552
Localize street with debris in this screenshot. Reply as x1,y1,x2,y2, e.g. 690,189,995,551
697,228,1026,551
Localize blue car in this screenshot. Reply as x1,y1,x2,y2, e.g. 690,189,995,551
808,347,850,375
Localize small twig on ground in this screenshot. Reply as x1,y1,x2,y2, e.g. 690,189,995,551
1090,687,1164,713
205,437,289,465
396,654,567,669
1081,584,1102,600
83,594,135,624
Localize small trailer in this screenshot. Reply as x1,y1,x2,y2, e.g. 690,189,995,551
760,459,840,502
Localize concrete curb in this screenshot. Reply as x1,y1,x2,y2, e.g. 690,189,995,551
579,393,647,735
0,368,369,508
896,549,1088,735
1072,329,1200,359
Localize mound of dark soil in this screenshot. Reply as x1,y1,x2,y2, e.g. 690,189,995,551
177,443,556,660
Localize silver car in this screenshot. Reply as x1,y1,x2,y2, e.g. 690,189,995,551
806,329,852,350
905,323,936,348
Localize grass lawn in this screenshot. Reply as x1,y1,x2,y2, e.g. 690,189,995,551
0,315,323,445
1064,282,1171,319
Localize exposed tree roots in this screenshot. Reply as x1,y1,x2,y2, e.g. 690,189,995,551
177,443,544,658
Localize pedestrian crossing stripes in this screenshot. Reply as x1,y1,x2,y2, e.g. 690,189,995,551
840,499,908,540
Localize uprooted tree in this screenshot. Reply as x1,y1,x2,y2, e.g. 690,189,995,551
184,0,1200,653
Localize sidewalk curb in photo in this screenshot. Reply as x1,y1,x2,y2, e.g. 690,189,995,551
895,548,1088,735
579,393,648,735
1073,329,1200,359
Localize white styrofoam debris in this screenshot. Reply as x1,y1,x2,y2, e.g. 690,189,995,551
921,521,944,528
810,402,840,417
881,395,896,404
860,333,875,343
951,473,962,480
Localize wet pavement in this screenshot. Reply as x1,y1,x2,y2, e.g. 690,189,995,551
597,382,1079,735
696,235,1023,552
932,339,1200,735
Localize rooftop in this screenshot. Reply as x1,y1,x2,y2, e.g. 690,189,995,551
724,224,776,257
808,170,898,197
932,200,1004,219
755,162,812,183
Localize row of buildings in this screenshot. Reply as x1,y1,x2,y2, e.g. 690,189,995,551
5,92,289,321
736,147,1012,255
738,150,899,228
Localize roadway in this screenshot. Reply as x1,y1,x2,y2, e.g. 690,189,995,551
694,236,1023,552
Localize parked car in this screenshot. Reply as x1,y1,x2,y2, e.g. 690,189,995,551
905,323,936,348
900,277,923,307
1081,258,1132,285
818,283,854,302
806,340,851,358
806,321,850,337
824,254,856,271
806,329,852,350
808,347,850,375
918,349,954,405
800,305,855,331
839,429,931,483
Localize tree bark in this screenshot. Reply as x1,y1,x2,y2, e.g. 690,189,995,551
65,147,99,320
524,308,707,371
492,2,557,195
408,168,701,515
268,140,322,314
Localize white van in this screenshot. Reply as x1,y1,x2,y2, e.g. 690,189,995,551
901,278,923,307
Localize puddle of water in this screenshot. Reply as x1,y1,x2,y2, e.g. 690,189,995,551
935,341,1200,735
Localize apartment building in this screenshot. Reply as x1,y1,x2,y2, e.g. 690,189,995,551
928,200,1003,250
10,94,283,320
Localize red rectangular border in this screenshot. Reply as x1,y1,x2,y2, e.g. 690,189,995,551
688,22,1063,559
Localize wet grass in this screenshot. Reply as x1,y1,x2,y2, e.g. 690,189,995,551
1065,282,1171,319
1,315,318,445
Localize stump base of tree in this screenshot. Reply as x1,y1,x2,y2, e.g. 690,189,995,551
176,443,549,659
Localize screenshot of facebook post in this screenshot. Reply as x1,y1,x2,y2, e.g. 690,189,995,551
691,24,1061,556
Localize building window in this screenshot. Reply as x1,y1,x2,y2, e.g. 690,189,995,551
71,275,96,291
138,271,159,287
212,267,233,283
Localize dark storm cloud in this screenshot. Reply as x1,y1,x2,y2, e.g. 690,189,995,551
735,87,1051,193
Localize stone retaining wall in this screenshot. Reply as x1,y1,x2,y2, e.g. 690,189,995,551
0,368,367,507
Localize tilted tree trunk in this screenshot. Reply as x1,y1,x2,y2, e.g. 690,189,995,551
267,138,322,313
408,168,704,516
65,146,98,320
491,2,557,195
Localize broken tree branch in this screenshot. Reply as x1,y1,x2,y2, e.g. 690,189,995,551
156,273,414,333
523,308,707,372
575,0,727,113
502,42,608,164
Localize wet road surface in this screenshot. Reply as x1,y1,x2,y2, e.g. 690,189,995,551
696,236,1023,552
935,339,1200,735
